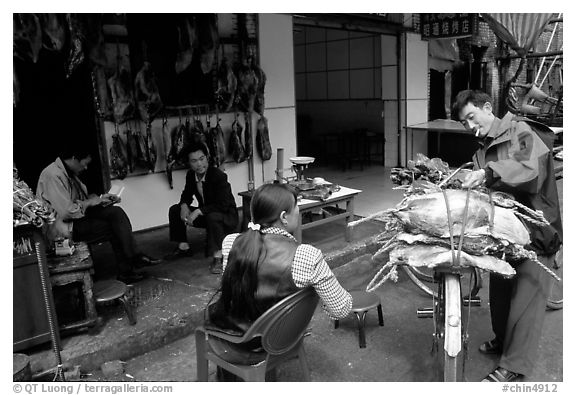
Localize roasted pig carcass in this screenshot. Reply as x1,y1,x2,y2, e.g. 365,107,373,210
175,15,197,74
110,133,128,179
135,61,163,122
256,115,272,161
229,118,246,163
208,118,226,167
108,68,136,124
197,14,219,74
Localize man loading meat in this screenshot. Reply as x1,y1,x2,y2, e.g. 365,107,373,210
453,89,562,382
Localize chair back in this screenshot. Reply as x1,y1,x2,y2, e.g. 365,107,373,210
242,287,319,355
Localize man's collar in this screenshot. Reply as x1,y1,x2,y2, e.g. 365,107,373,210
195,172,206,183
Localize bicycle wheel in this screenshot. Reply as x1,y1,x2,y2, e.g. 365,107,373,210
547,246,563,310
441,273,464,382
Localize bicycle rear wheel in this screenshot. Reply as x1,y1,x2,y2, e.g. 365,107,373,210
547,246,563,310
404,266,480,302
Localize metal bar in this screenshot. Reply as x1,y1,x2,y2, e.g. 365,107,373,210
497,50,563,60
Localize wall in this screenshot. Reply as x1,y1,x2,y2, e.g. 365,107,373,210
107,14,296,231
399,32,429,166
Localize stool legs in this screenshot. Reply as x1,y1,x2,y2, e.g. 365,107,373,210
354,311,368,348
118,295,137,325
377,304,384,326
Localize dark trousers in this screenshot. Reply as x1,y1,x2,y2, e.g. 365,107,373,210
489,254,554,376
168,204,238,256
72,205,137,275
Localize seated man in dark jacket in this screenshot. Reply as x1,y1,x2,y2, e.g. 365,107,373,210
167,143,239,273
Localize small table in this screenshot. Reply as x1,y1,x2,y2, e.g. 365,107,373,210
238,185,362,242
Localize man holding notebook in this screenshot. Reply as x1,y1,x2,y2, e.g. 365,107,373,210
36,143,161,283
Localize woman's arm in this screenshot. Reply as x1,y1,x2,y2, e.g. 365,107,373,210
292,244,352,319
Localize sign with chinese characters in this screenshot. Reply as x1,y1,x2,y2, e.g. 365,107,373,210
420,13,476,39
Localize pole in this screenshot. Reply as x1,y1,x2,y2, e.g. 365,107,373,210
276,148,284,182
535,13,562,85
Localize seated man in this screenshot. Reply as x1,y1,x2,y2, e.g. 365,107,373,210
167,143,239,273
36,144,161,283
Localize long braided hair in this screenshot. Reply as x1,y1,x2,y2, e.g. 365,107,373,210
211,183,298,323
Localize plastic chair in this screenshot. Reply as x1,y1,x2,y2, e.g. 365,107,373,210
334,290,384,348
195,287,319,381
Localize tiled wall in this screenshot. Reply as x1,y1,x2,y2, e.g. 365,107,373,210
294,25,401,166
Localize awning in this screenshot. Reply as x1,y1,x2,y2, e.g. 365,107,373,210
480,13,555,57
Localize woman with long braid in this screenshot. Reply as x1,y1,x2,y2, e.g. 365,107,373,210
205,183,352,369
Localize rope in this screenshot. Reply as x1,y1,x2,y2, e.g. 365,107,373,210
348,209,390,228
441,189,458,265
512,201,550,225
531,258,562,282
514,211,550,227
366,262,398,292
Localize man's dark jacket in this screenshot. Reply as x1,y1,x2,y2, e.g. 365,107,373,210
473,113,562,255
179,166,237,220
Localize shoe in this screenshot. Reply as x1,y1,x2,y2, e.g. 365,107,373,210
479,338,502,355
134,254,162,268
482,366,521,382
209,256,223,274
117,271,146,284
164,248,192,261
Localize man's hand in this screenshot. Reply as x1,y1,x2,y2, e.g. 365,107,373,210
180,204,191,223
101,193,121,206
462,169,486,188
185,209,203,225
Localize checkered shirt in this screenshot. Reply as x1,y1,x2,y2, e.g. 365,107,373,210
222,227,352,319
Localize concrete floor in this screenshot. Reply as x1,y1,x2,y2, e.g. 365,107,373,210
22,163,564,383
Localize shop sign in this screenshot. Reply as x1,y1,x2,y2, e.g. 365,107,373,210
420,13,476,39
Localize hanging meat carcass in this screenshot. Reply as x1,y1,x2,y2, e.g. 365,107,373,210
197,14,219,75
125,126,139,172
250,56,266,115
215,56,237,112
110,131,128,179
229,116,246,163
144,121,157,173
65,14,84,78
92,65,113,120
191,112,207,147
256,115,272,161
208,117,226,167
65,14,107,77
166,120,192,188
108,68,136,124
175,15,197,74
13,13,43,63
235,59,258,113
244,113,253,160
134,61,163,122
38,13,66,52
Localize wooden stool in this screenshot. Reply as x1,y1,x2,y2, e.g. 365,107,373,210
334,290,384,348
48,242,98,332
93,280,136,325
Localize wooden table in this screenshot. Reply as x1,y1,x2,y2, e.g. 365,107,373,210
238,185,362,242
